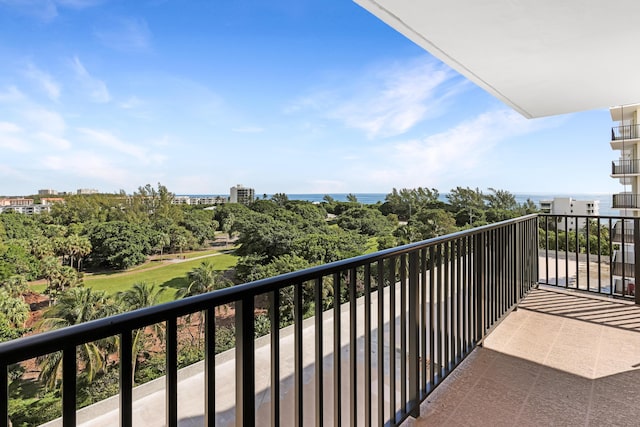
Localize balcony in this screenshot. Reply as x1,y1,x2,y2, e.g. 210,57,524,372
613,193,640,209
4,213,640,426
612,159,640,176
416,287,640,425
612,124,640,141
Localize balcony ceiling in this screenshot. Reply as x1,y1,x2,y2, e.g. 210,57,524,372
354,0,640,118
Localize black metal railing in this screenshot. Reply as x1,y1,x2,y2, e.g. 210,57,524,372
612,159,640,175
613,193,640,209
539,214,640,301
1,216,539,427
612,124,640,141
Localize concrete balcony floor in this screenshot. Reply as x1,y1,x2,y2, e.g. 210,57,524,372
411,286,640,426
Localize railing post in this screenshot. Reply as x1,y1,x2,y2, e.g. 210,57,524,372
204,308,216,427
120,331,133,427
634,218,640,305
475,233,485,344
408,251,420,418
62,345,76,427
166,318,178,427
236,296,255,426
1,363,7,427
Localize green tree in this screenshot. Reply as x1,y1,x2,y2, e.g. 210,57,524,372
116,283,165,384
38,287,118,389
176,261,231,298
271,193,289,207
337,207,395,236
88,221,152,269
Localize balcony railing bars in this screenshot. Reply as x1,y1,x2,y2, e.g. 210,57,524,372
539,214,640,302
1,215,539,427
612,193,640,209
612,159,640,175
612,124,640,141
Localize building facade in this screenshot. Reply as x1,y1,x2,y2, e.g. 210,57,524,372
229,184,254,205
611,104,640,215
539,197,599,231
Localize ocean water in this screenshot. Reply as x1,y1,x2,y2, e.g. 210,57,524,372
185,192,616,216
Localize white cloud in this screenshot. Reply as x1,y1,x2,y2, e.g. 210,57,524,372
0,121,30,152
43,151,132,186
71,56,110,103
22,108,66,134
119,96,143,109
0,0,101,22
0,86,25,103
288,57,465,139
77,128,166,165
94,18,152,52
34,132,71,150
24,63,61,101
364,109,555,188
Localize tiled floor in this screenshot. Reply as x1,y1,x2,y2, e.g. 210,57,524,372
412,286,640,426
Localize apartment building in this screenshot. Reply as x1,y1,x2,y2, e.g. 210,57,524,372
229,184,254,205
539,197,599,231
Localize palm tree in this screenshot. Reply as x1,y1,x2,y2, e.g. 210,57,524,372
0,289,29,328
176,261,231,299
176,262,231,347
1,275,27,299
37,287,118,390
116,283,165,385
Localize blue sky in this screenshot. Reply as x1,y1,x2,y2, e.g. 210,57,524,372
0,0,621,196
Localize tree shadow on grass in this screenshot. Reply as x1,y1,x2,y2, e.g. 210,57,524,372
159,276,189,296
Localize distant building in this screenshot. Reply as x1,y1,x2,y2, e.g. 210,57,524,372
41,198,65,206
77,188,99,195
229,185,255,205
539,197,599,231
171,196,226,205
38,189,58,196
0,198,34,207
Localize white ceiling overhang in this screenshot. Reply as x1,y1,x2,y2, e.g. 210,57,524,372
355,0,640,118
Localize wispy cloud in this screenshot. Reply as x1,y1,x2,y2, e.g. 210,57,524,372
24,63,61,101
94,17,152,52
0,86,25,103
119,96,143,109
34,132,71,150
22,107,66,134
288,57,465,139
43,151,133,186
77,128,166,164
0,0,101,22
364,109,556,188
0,121,30,152
71,56,110,103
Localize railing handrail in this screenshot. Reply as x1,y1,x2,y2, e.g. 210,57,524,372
0,214,538,365
612,124,640,140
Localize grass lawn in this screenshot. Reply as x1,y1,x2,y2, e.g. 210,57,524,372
83,253,238,304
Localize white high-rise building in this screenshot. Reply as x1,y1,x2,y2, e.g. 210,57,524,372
610,104,640,294
611,104,640,215
538,197,599,231
229,184,255,205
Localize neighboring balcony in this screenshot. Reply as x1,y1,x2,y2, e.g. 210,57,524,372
611,124,640,149
613,193,640,209
612,159,640,176
4,213,640,426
